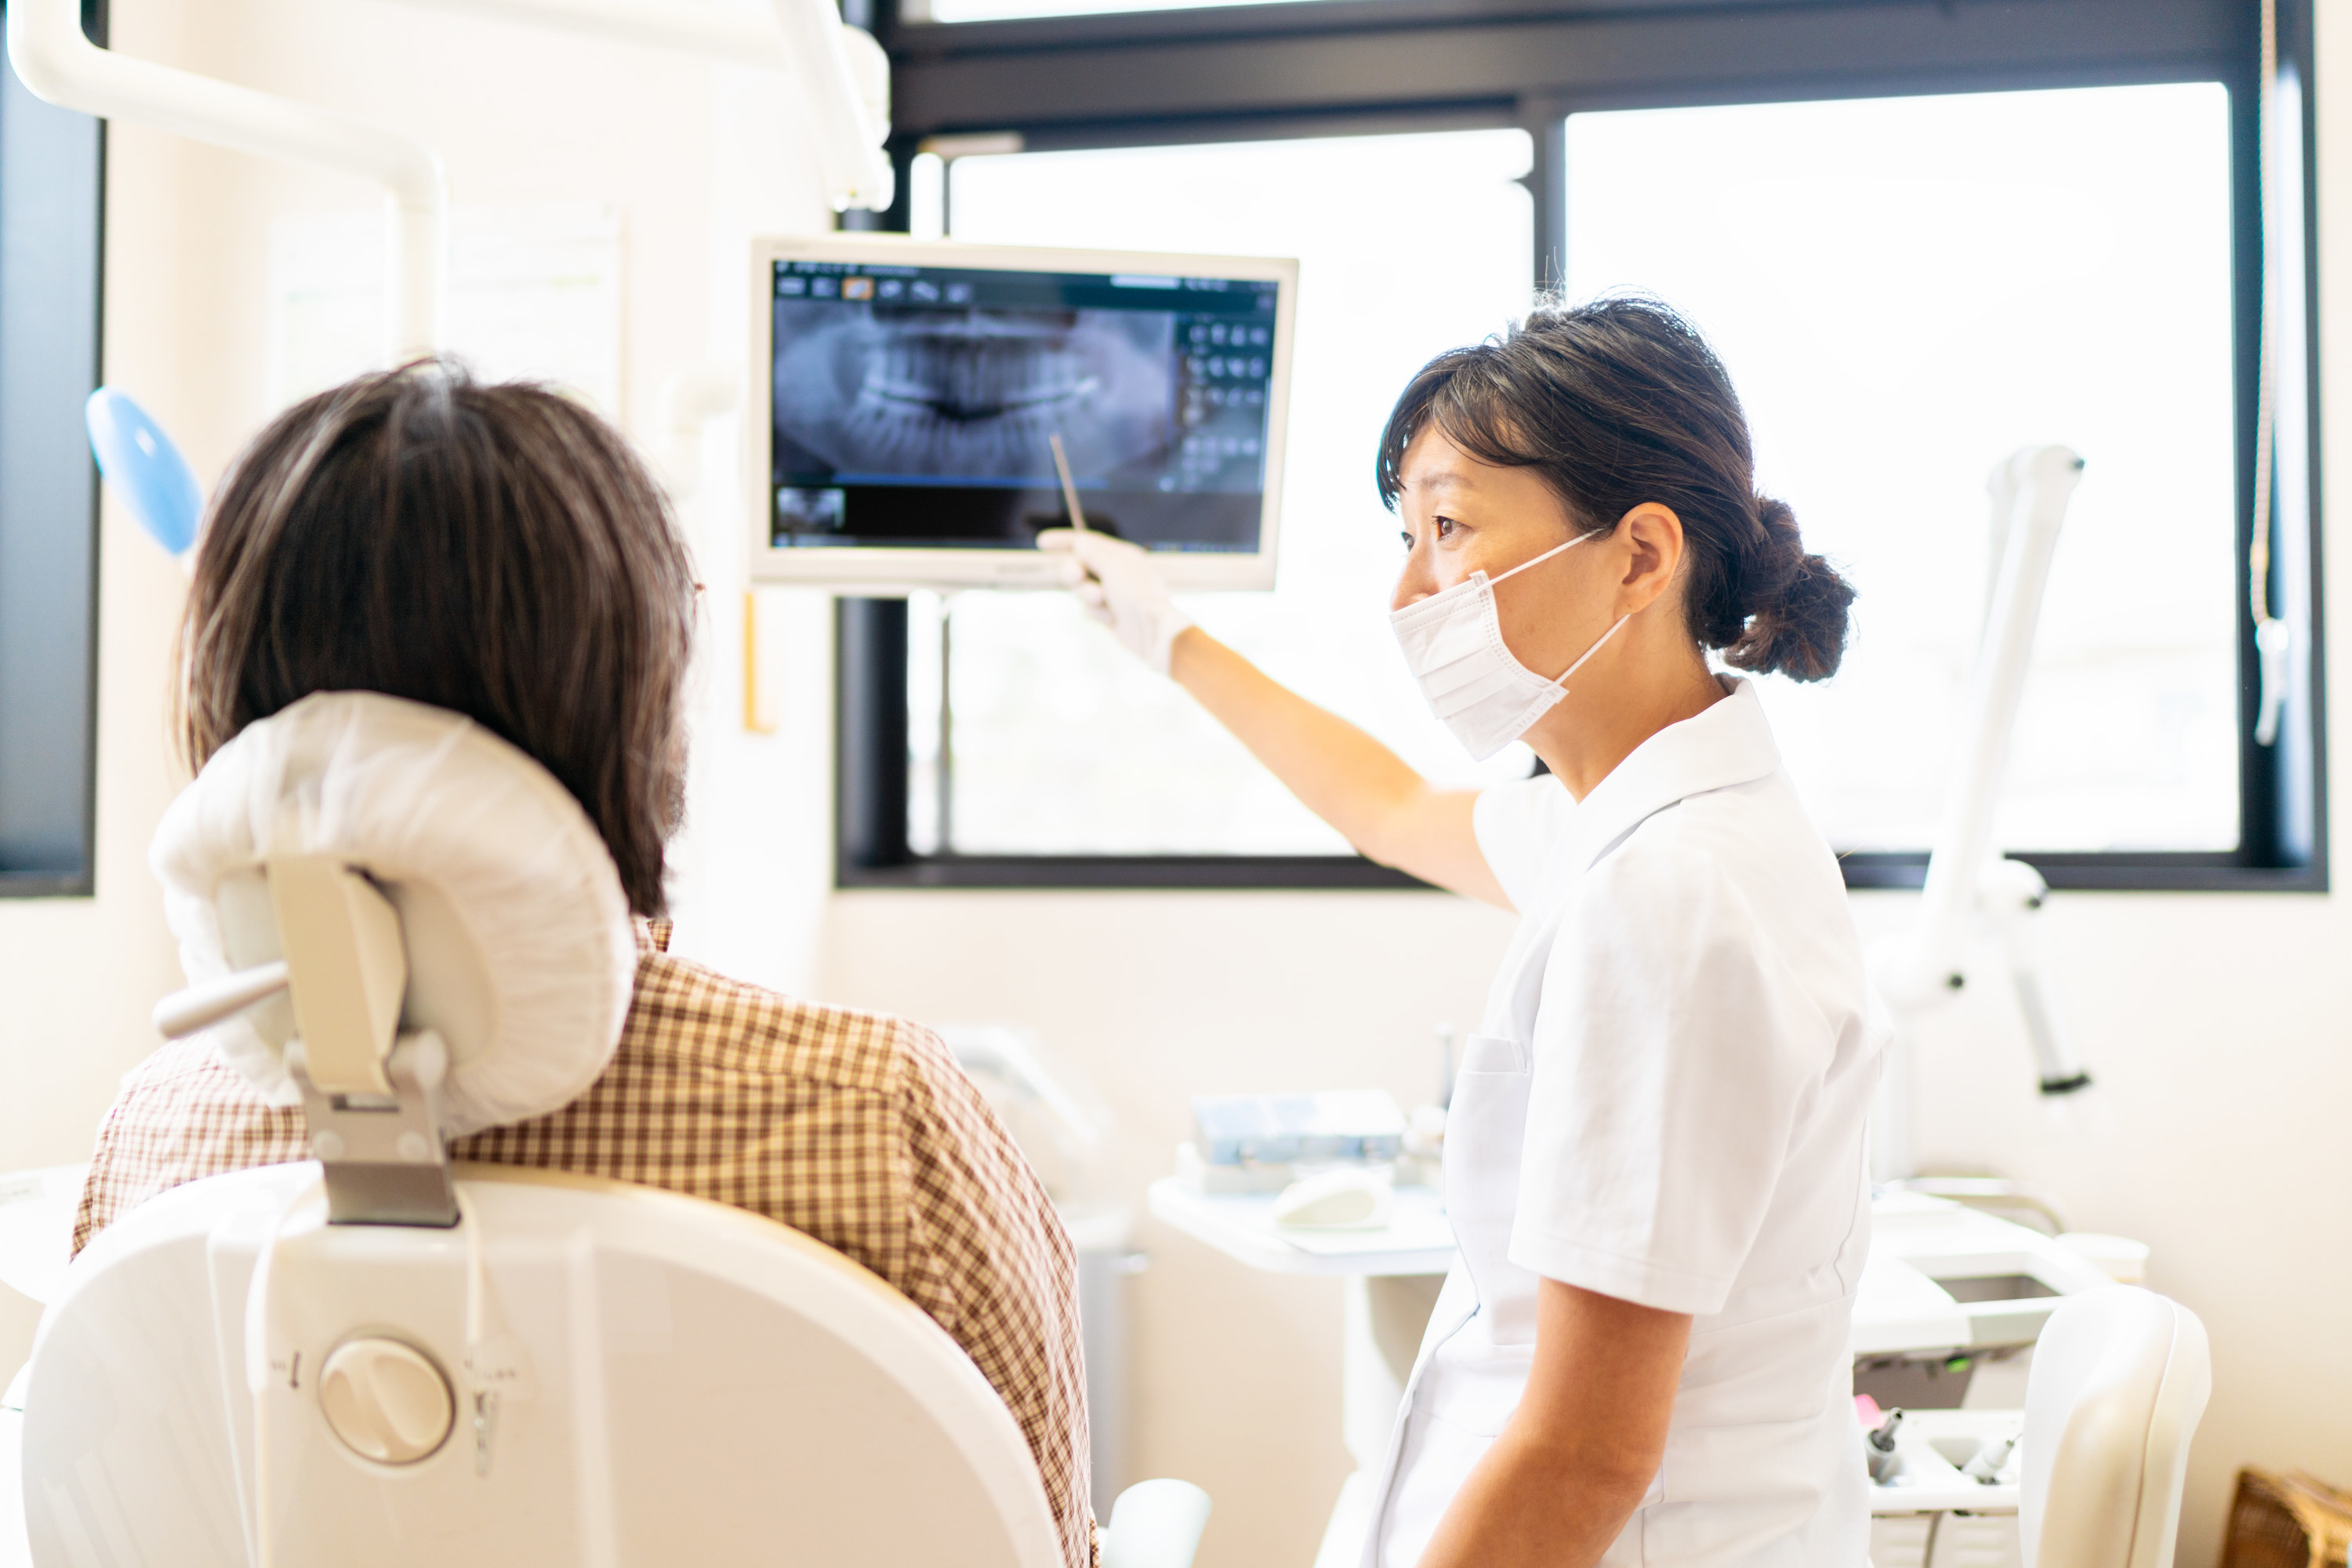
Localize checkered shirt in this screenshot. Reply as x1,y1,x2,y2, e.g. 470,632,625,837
74,922,1095,1568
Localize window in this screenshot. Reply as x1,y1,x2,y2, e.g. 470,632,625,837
908,129,1534,859
846,0,2321,891
0,0,106,897
1565,85,2238,856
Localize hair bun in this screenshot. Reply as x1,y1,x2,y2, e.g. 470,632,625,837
1722,495,1854,682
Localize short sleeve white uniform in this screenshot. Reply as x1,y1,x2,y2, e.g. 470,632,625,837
1360,679,1884,1568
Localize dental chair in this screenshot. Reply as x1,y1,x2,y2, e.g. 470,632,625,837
2021,1286,2211,1568
4,691,1208,1568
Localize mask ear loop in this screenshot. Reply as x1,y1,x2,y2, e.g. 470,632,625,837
1398,525,1597,607
1552,612,1632,691
1486,528,1596,587
1489,528,1624,689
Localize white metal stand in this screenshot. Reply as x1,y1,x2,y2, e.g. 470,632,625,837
1871,445,2093,1181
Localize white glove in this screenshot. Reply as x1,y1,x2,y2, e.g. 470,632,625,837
1036,529,1194,676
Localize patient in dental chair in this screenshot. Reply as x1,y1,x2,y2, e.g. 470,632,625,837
73,361,1098,1568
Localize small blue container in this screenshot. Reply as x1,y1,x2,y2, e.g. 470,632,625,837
86,387,202,557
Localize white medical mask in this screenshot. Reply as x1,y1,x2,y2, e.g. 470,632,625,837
1391,532,1632,762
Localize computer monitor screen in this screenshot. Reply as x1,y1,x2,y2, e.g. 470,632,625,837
748,235,1295,590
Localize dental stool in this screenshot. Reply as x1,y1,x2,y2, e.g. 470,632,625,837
5,691,1207,1567
2021,1286,2211,1568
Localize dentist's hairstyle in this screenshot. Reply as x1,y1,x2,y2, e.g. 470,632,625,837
1375,294,1855,681
177,359,697,917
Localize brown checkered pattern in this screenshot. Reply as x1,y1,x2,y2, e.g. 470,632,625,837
75,922,1095,1568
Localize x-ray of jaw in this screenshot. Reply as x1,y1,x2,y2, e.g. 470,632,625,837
773,304,1176,482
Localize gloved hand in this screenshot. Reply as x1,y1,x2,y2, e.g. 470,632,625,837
1037,529,1195,677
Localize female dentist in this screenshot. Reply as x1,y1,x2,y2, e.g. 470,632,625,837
1043,296,1883,1568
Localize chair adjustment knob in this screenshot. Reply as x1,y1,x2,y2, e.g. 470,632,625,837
318,1337,456,1465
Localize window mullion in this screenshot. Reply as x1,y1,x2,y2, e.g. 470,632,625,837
1518,96,1566,295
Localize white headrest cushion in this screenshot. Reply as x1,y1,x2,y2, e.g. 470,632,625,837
151,691,640,1136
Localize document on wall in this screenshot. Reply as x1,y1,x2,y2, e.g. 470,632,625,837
267,201,624,418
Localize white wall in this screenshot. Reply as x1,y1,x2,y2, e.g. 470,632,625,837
3,5,2350,1568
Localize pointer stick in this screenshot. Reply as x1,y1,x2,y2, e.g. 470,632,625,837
1048,433,1090,533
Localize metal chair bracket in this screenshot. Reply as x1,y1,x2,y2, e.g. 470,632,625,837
287,1031,459,1227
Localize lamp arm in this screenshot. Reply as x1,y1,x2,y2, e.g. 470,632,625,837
764,0,892,212
379,0,893,212
9,0,445,358
1983,858,2092,1096
1896,445,2084,1004
388,0,790,62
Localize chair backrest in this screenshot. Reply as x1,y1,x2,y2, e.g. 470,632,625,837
20,1161,1063,1567
2021,1286,2212,1568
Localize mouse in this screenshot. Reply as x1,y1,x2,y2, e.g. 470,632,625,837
1271,1167,1395,1230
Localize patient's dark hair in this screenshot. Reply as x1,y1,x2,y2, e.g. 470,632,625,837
179,359,696,916
1377,295,1854,681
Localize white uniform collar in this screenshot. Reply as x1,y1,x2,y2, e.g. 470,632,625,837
1558,676,1782,877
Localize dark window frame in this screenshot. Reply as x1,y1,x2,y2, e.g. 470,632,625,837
838,0,2325,894
0,0,108,898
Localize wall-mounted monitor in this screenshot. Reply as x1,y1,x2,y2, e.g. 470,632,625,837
747,234,1296,591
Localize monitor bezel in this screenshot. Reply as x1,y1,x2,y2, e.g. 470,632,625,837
746,233,1297,592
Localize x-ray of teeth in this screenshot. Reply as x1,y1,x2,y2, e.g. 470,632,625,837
774,305,1174,481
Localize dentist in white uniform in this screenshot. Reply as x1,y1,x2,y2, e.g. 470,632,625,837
1046,296,1884,1568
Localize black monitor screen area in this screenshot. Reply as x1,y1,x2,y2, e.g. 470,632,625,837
769,259,1279,553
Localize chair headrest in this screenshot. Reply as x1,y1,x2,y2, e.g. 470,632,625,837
151,691,639,1137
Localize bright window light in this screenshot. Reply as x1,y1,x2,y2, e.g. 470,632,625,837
930,129,1534,855
1566,85,2239,852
